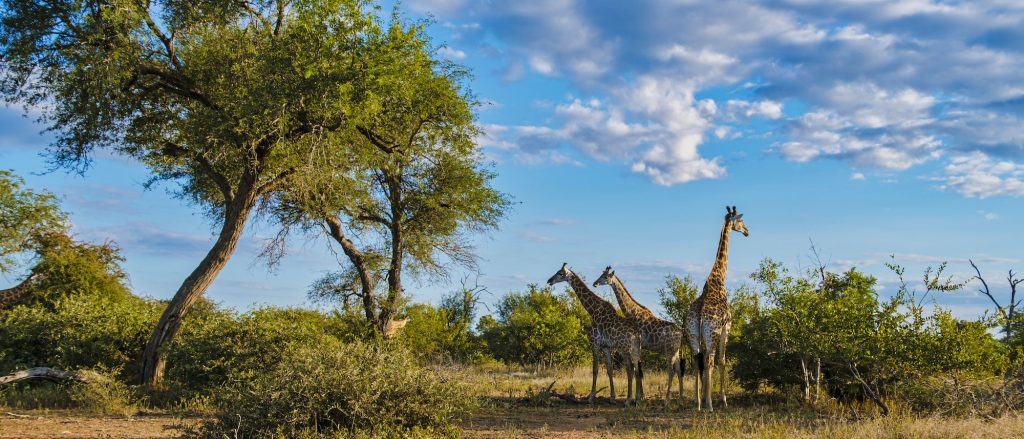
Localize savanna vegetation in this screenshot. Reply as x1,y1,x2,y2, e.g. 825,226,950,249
1,0,1023,438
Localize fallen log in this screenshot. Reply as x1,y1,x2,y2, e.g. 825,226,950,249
0,367,101,385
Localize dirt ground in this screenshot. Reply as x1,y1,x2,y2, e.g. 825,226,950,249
0,411,195,439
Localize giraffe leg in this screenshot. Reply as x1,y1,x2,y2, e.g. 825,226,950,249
665,352,675,404
701,323,716,412
604,348,616,403
588,347,599,403
718,330,730,409
687,317,703,410
624,356,634,404
632,339,644,403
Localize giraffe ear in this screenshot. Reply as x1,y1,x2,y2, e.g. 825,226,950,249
734,214,743,220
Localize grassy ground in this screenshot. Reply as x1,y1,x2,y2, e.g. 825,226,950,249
457,364,1024,438
1,365,1022,438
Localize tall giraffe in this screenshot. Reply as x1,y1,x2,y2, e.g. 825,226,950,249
686,206,748,411
0,271,42,311
594,267,685,403
547,263,645,403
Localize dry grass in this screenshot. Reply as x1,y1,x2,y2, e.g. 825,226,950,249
1,364,1021,438
455,364,1024,439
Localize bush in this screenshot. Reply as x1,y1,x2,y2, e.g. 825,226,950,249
166,304,352,394
0,293,162,383
0,369,137,414
399,302,487,364
192,340,473,438
478,285,590,369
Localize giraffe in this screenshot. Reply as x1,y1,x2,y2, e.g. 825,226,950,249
593,267,685,403
686,206,748,411
0,271,42,312
547,263,645,403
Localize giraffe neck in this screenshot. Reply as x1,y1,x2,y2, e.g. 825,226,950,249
608,276,656,321
566,271,618,320
705,220,731,299
0,272,40,311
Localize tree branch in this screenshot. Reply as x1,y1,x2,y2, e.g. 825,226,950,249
163,142,234,203
357,125,397,154
256,167,297,194
970,259,1008,321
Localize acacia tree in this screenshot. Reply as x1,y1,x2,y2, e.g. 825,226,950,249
0,0,426,386
273,19,510,336
0,169,66,297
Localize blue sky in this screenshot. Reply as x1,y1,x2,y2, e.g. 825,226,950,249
2,0,1023,320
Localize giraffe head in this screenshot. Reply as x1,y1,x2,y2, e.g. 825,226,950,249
726,205,749,237
547,262,574,286
592,266,616,288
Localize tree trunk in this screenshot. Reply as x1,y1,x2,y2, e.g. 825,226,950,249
139,179,258,387
381,173,403,337
848,362,889,417
324,216,379,329
814,357,822,402
800,356,810,402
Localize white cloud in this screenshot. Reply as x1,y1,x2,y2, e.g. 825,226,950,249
850,172,866,181
437,46,466,60
938,152,1024,198
978,211,999,221
725,99,784,120
779,84,942,170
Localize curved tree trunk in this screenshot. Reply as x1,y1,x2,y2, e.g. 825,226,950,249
139,179,258,387
381,173,403,337
325,216,379,328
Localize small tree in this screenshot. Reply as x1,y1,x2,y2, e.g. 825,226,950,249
478,285,590,369
0,170,66,295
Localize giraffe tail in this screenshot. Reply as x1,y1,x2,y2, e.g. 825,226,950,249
694,351,705,376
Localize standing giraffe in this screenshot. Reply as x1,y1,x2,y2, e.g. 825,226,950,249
594,267,685,403
687,206,748,411
547,263,645,403
0,271,42,312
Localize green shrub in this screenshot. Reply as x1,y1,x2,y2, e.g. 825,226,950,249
192,340,473,438
166,305,352,394
478,285,590,369
0,294,162,383
399,303,487,364
0,369,137,414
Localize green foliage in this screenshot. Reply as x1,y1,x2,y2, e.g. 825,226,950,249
0,369,137,414
478,285,590,368
193,340,473,438
732,258,1011,411
166,304,353,394
399,303,487,364
0,170,67,273
658,274,699,328
0,293,162,383
24,234,135,306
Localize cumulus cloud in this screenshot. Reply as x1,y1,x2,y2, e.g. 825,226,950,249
433,0,1024,194
938,152,1024,198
